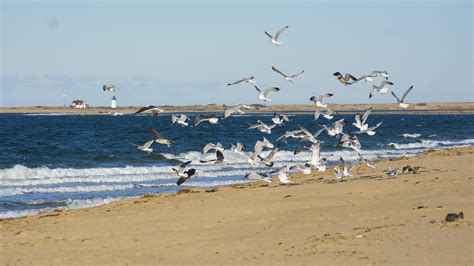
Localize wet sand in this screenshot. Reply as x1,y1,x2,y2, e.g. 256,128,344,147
1,102,474,115
1,147,473,265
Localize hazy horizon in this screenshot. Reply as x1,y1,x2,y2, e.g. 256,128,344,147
1,1,472,107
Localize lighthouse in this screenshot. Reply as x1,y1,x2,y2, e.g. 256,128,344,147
111,96,117,108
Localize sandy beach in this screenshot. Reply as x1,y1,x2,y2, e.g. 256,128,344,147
1,146,472,265
1,102,474,115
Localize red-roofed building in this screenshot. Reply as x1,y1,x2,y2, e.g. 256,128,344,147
70,100,88,109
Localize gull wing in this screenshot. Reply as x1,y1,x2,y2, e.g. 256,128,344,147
401,85,414,101
313,126,326,138
290,70,304,78
319,93,333,103
179,160,192,169
142,139,155,149
227,78,245,86
391,91,401,103
310,142,321,163
272,66,289,78
134,105,155,114
264,31,273,39
150,128,165,140
354,114,362,127
274,25,289,41
361,107,372,124
368,121,383,131
263,87,280,97
299,126,312,137
224,107,237,118
216,150,225,161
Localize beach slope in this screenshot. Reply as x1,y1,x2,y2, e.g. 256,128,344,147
1,147,473,265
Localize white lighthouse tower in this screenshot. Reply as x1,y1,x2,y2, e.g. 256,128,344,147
111,96,117,108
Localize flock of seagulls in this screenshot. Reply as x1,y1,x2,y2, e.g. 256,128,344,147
113,25,417,186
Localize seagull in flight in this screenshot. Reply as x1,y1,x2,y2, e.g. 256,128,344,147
369,80,394,98
357,152,376,169
245,172,272,183
310,93,333,109
278,162,297,184
391,85,413,109
230,142,246,154
172,161,198,186
227,76,256,86
258,146,279,167
134,105,164,116
358,121,383,136
248,120,276,134
171,114,190,127
265,25,289,47
150,128,172,148
339,133,361,152
314,108,335,121
248,137,274,163
272,112,290,126
326,118,346,137
299,126,326,144
200,150,228,164
352,107,372,132
103,84,119,92
255,86,280,103
271,66,304,83
277,129,306,142
202,142,224,154
371,70,389,79
333,72,358,86
129,139,154,154
193,114,219,126
224,105,251,118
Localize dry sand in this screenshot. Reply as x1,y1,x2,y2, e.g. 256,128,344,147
1,147,473,265
1,102,474,115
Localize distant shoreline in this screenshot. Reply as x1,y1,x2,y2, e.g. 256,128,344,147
0,102,473,115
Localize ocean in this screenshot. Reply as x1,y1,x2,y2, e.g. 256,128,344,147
1,112,473,219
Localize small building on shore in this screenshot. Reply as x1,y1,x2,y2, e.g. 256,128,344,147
70,100,88,109
111,96,117,108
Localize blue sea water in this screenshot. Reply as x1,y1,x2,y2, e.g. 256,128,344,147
0,112,473,218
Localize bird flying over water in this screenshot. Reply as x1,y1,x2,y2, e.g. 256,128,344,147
352,108,372,132
310,93,333,109
333,72,358,86
271,66,304,83
248,120,276,134
134,105,164,116
193,114,219,126
171,114,190,127
224,105,251,118
172,161,197,186
265,26,289,47
272,112,290,126
129,139,154,154
369,80,394,98
202,142,224,154
200,150,228,164
255,86,280,103
150,128,172,148
391,85,413,109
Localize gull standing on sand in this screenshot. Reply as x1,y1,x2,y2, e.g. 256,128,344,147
383,167,403,177
272,112,290,126
333,157,353,181
245,172,272,183
193,114,219,126
352,108,372,131
224,105,251,118
134,105,164,116
278,162,297,184
103,84,119,92
271,66,304,83
171,114,190,127
310,93,333,109
391,85,414,109
333,72,358,86
369,80,394,98
265,25,289,47
150,128,172,148
255,86,280,103
227,76,256,86
129,139,154,154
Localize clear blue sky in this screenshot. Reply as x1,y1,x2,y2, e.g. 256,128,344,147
1,0,472,107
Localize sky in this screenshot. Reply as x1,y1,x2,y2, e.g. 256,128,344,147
1,0,472,107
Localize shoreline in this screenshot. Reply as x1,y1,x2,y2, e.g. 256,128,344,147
1,102,474,115
1,146,473,264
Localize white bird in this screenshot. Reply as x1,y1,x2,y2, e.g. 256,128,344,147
359,121,383,136
171,114,190,127
354,74,377,83
224,105,251,118
193,114,219,126
272,112,290,126
271,66,304,83
333,157,353,181
326,119,346,137
129,139,154,154
230,142,246,154
357,152,376,169
333,72,358,86
255,86,280,103
134,105,164,116
369,80,394,98
202,142,224,153
277,129,306,142
248,137,274,163
299,126,326,144
278,163,297,184
314,108,335,120
307,142,327,172
310,93,333,109
150,128,172,148
103,84,119,92
265,25,289,47
248,120,276,134
258,146,279,167
227,76,256,86
172,161,198,186
371,70,389,79
352,108,372,132
383,167,403,177
339,133,361,152
172,160,193,178
391,85,413,109
245,172,272,183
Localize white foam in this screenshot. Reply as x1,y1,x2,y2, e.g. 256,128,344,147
0,184,135,197
388,139,474,150
400,133,422,138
